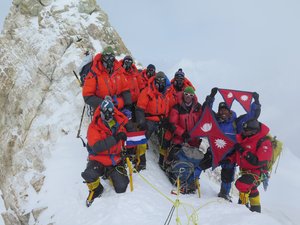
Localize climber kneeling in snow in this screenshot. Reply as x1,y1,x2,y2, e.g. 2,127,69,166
81,96,129,207
222,118,272,213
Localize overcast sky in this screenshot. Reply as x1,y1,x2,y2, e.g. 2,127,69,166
98,0,300,157
1,0,300,157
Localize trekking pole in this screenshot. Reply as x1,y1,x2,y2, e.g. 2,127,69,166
73,70,82,87
77,104,86,138
77,105,87,147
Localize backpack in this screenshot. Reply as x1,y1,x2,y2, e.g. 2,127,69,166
165,145,204,189
78,53,93,86
257,135,283,173
257,135,283,191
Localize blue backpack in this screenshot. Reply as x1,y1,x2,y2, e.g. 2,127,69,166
166,145,204,189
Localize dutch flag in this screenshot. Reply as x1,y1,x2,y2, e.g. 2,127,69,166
125,131,147,147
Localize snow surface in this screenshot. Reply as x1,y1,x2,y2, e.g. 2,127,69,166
23,129,299,225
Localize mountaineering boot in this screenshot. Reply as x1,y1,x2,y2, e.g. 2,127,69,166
238,192,250,209
135,153,146,172
135,144,147,172
249,194,261,213
218,182,232,202
85,178,104,207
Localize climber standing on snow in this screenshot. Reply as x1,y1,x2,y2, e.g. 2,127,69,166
82,46,132,111
135,71,170,171
223,118,272,213
199,88,261,201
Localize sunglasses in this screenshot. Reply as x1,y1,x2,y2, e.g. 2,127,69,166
184,92,194,97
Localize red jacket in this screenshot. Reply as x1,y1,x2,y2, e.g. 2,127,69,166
82,53,130,109
169,92,202,147
136,76,169,122
87,107,128,166
229,123,273,174
166,78,195,110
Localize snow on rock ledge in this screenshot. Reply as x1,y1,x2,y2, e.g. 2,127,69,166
0,0,130,224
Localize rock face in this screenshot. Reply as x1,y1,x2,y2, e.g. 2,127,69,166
0,0,130,224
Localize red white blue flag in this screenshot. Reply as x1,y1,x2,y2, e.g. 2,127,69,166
190,106,235,168
125,131,147,148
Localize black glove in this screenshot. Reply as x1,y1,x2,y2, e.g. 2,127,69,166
199,150,212,170
252,92,259,103
234,143,245,154
205,95,214,105
114,132,127,142
182,131,190,140
244,152,259,165
210,87,218,97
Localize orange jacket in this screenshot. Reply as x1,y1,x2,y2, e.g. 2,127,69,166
120,63,143,103
166,78,195,110
139,69,154,91
87,107,128,166
82,53,131,109
136,77,169,121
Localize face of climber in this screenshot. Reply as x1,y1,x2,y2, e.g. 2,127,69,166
102,53,115,70
155,76,166,93
147,68,155,78
183,91,194,104
100,100,115,122
123,57,133,71
174,77,184,91
218,107,230,120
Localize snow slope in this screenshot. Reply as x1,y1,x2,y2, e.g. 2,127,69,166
26,128,298,225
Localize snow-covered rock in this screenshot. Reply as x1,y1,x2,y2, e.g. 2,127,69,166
0,0,130,224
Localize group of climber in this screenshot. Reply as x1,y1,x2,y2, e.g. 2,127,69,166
79,46,273,213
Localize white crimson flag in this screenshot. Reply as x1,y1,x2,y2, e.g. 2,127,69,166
190,106,235,168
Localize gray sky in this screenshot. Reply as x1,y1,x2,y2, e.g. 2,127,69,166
98,0,300,157
1,0,299,156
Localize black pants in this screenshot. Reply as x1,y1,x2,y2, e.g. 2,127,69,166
81,160,129,193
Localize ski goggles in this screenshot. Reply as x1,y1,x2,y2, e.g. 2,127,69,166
124,58,133,64
155,77,166,84
102,54,115,62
